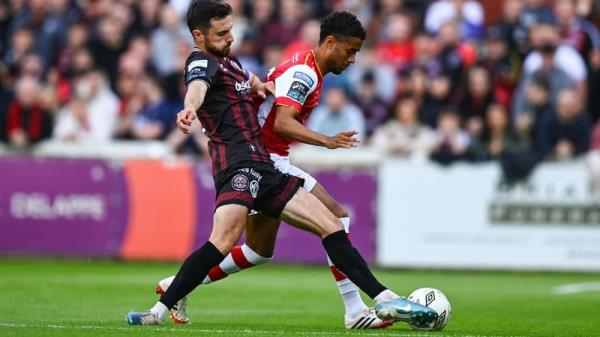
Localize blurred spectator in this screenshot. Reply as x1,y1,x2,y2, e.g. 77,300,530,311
347,47,397,102
554,0,600,122
89,15,128,87
425,0,485,40
131,76,180,140
537,89,591,160
586,119,600,201
125,35,156,75
554,0,600,63
523,23,587,85
371,96,434,159
8,0,72,69
487,0,529,55
4,26,33,75
307,87,366,140
0,1,11,57
434,21,468,95
469,103,533,161
457,66,495,136
513,38,576,124
70,48,95,76
376,12,415,68
282,19,320,61
521,0,555,29
257,0,306,54
150,3,190,77
225,0,251,54
420,73,452,128
114,72,143,139
366,0,406,46
131,0,162,35
513,74,553,135
0,74,11,143
352,71,389,137
56,23,90,78
430,107,470,165
480,27,521,106
53,69,118,142
4,76,53,148
248,0,276,37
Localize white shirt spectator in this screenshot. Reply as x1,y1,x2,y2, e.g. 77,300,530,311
54,77,119,142
523,45,587,82
307,88,366,141
425,0,484,35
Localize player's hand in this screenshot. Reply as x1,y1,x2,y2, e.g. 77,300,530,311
255,81,275,99
177,108,197,134
325,130,360,149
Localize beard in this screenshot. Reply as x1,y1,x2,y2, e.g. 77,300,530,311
206,43,231,57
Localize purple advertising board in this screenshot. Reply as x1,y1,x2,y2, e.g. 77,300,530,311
193,165,377,263
0,157,127,256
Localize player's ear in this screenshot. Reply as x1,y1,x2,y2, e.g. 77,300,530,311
192,28,205,43
324,35,336,50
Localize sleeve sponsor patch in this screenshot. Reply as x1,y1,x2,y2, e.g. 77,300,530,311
187,59,208,72
286,81,310,103
293,71,315,87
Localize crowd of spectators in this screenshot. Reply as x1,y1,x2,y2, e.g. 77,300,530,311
1,0,600,180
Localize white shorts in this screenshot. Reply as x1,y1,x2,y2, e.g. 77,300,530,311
270,153,317,192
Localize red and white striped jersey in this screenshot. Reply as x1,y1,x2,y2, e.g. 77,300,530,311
257,50,323,156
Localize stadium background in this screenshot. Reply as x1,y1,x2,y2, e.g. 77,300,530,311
1,0,600,336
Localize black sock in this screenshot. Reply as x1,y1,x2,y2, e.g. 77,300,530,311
322,230,386,299
160,241,225,308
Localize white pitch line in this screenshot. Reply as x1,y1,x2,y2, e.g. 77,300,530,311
552,282,600,295
0,322,533,337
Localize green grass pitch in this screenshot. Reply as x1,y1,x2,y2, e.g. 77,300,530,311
0,258,598,337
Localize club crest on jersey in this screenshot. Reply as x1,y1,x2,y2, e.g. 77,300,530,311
231,174,249,191
250,180,259,198
287,81,310,103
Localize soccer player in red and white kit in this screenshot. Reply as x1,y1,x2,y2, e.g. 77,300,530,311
156,11,393,330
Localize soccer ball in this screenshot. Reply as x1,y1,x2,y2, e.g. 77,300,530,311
407,287,452,331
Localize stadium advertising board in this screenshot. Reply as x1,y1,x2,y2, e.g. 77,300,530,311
378,160,600,271
0,158,377,263
0,158,127,256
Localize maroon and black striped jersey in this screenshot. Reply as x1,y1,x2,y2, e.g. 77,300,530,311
184,48,271,176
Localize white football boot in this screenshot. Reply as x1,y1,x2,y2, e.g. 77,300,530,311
156,276,190,324
126,311,164,325
345,308,394,329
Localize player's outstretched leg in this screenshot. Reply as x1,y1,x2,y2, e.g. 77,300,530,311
307,183,390,329
155,243,272,324
280,188,439,328
127,204,247,325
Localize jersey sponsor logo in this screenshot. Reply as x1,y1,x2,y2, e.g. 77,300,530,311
188,59,208,71
231,174,249,191
235,80,252,93
250,180,259,198
287,81,310,103
293,71,315,87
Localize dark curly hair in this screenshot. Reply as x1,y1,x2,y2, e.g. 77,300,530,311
186,0,232,33
319,11,366,45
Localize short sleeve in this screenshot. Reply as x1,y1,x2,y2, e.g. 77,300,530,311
274,64,319,111
184,51,218,88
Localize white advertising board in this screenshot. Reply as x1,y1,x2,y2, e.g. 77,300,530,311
378,160,600,271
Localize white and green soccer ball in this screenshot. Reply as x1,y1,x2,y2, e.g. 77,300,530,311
407,287,452,331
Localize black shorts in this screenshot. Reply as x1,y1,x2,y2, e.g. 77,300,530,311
213,163,304,218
